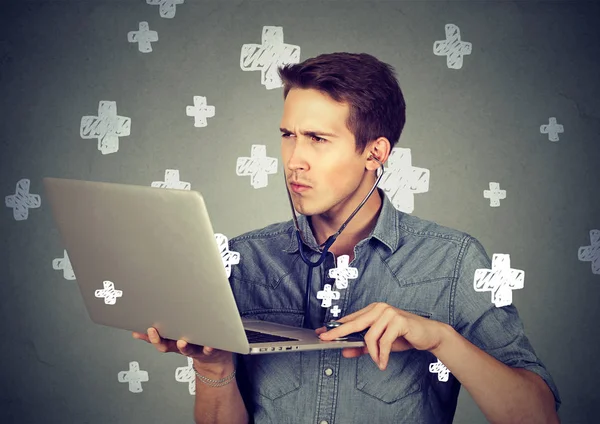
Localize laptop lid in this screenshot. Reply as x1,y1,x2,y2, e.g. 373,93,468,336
43,177,251,354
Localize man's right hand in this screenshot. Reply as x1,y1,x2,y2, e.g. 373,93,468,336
132,328,232,366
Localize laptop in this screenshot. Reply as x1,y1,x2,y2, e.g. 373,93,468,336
43,177,365,355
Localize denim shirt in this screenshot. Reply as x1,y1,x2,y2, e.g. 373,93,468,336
228,189,561,424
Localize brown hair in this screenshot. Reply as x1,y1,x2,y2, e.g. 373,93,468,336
277,52,406,154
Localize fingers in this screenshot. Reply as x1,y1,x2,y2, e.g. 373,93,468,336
320,303,387,341
341,347,368,358
377,321,403,370
320,311,375,341
175,339,205,357
203,346,220,356
146,327,172,353
363,315,388,367
134,328,223,360
132,332,150,343
319,320,364,340
318,303,420,371
366,308,405,370
142,328,209,358
333,303,377,325
178,341,211,356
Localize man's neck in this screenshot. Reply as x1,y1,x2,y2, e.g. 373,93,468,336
309,186,383,251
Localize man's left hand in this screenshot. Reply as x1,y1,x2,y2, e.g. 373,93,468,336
316,302,447,370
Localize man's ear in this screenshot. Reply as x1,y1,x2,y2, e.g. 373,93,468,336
365,137,391,171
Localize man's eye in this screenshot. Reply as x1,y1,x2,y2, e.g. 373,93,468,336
281,133,325,143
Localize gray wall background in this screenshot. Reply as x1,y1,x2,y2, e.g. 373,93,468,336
1,0,599,422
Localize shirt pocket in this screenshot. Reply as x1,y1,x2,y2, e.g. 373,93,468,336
355,310,432,404
242,311,303,401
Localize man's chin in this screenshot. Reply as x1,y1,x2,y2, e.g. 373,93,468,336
292,201,319,217
296,205,332,218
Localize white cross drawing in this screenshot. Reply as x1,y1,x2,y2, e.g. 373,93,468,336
578,229,600,275
215,233,240,278
186,96,215,128
433,23,472,69
236,144,278,189
377,147,430,213
80,101,131,155
127,21,158,53
175,356,196,395
240,26,301,90
474,253,524,307
540,117,564,142
146,0,184,18
328,255,358,290
316,284,340,308
151,169,191,190
52,249,75,280
5,178,41,221
330,305,342,318
483,182,506,207
118,361,149,393
95,280,123,305
429,359,450,382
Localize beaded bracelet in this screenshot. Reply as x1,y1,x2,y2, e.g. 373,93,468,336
193,365,236,387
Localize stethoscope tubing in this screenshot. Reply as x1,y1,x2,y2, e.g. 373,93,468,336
284,157,385,327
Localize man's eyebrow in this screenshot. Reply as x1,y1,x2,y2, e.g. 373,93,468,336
279,127,338,137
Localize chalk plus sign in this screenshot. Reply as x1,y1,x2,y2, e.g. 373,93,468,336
118,361,149,393
175,357,196,395
127,21,158,53
240,26,301,90
540,117,564,142
316,284,340,308
215,233,240,278
330,305,342,318
80,100,131,155
328,255,358,289
95,280,123,305
429,359,450,382
146,0,184,18
578,229,600,275
52,249,75,280
236,144,278,189
483,182,506,207
5,178,41,221
377,147,430,213
151,169,191,190
433,23,472,69
474,253,524,307
186,96,215,128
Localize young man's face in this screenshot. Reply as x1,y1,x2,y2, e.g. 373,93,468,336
280,88,371,217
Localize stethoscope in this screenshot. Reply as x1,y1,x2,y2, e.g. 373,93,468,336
284,155,386,328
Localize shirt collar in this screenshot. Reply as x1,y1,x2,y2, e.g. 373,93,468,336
283,188,403,254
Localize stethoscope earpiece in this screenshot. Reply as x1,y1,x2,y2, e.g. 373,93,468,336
370,154,384,177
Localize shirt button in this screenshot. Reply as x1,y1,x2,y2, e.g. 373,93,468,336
319,421,329,424
324,368,333,376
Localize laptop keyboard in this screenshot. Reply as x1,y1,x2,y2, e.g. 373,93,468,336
245,329,298,343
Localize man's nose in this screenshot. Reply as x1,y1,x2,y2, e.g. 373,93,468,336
286,143,309,172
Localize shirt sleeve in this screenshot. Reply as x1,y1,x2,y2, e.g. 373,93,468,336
451,236,562,411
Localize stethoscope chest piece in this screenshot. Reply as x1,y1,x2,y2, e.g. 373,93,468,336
325,320,342,330
325,320,349,341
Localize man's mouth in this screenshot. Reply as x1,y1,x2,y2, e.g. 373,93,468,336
290,182,311,193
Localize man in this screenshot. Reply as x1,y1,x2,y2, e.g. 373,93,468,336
133,52,561,423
